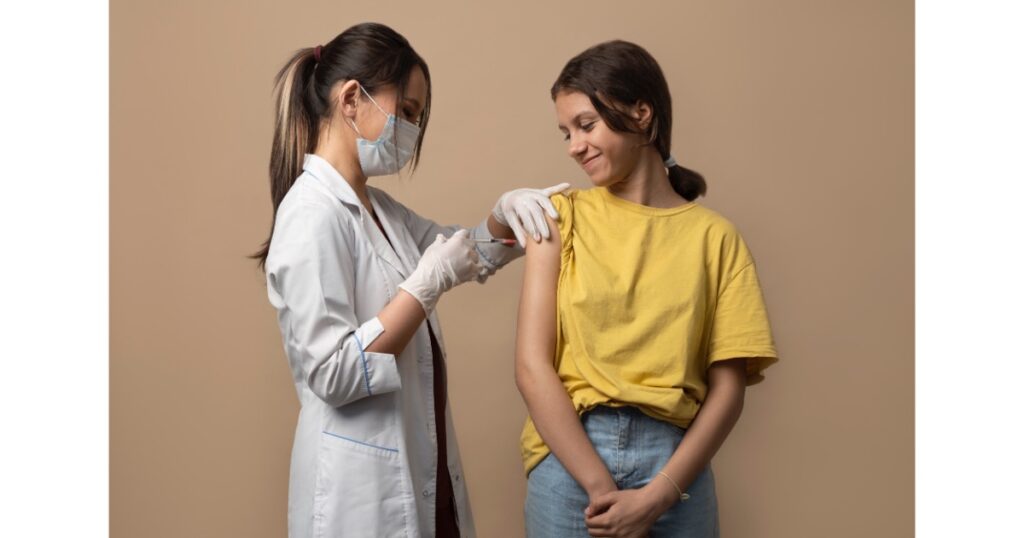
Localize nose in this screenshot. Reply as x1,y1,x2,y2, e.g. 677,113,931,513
567,134,587,160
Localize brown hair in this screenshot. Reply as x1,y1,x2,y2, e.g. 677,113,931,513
551,40,706,200
252,22,432,270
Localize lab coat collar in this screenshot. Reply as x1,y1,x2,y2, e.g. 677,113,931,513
302,154,361,208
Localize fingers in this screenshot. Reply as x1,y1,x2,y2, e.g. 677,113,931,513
452,229,479,263
587,493,616,516
514,200,546,242
497,185,569,245
458,232,483,283
453,253,484,287
583,491,622,535
475,265,490,284
450,229,476,254
584,513,614,537
540,195,560,220
509,215,528,248
450,228,474,246
585,518,614,537
542,182,571,196
585,509,612,525
527,204,549,241
511,198,551,242
513,201,538,238
468,259,485,284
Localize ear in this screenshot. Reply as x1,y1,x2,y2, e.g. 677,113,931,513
335,79,362,121
633,101,653,130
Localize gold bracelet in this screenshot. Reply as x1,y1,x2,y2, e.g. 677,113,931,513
657,471,691,502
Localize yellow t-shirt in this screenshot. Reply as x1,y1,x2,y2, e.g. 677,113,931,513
520,187,779,473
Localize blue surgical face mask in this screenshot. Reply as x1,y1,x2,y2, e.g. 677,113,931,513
349,84,421,177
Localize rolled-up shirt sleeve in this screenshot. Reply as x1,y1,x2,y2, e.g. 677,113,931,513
267,201,401,407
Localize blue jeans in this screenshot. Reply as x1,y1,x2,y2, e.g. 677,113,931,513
525,406,719,538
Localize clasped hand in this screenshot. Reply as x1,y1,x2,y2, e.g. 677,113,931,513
584,481,676,538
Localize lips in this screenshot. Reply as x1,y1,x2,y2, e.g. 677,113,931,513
581,154,600,170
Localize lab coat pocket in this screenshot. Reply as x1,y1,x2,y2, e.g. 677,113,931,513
313,432,409,538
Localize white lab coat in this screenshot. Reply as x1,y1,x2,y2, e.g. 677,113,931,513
266,155,523,538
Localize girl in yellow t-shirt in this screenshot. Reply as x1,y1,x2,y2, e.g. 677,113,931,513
516,40,779,538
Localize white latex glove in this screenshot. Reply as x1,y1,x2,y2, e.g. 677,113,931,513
492,183,572,247
398,229,483,313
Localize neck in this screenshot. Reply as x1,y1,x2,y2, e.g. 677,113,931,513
606,148,686,208
313,121,373,210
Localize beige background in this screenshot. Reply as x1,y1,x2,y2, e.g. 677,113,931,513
111,0,913,536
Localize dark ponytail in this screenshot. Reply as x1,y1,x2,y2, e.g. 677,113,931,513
551,40,706,201
667,162,706,201
252,23,432,270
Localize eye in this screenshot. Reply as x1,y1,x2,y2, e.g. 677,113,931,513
581,122,596,132
562,132,570,141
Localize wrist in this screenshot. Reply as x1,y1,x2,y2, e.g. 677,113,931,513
644,475,680,512
398,271,440,314
395,287,430,316
583,477,617,500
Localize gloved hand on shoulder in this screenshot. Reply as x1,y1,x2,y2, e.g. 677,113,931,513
492,182,571,247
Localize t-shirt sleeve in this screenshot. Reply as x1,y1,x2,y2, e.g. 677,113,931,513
550,192,574,260
706,258,779,386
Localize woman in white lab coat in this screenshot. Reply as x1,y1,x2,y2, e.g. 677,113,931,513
252,23,567,538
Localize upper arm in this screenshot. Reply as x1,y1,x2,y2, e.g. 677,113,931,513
270,202,360,353
515,212,562,377
269,201,401,405
707,357,748,402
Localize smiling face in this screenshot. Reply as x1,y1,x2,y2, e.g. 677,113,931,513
554,90,647,187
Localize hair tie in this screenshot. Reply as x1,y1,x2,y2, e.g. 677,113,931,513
664,155,678,168
313,45,323,62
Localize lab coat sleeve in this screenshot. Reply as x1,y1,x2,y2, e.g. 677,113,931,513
396,200,525,281
268,203,401,407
